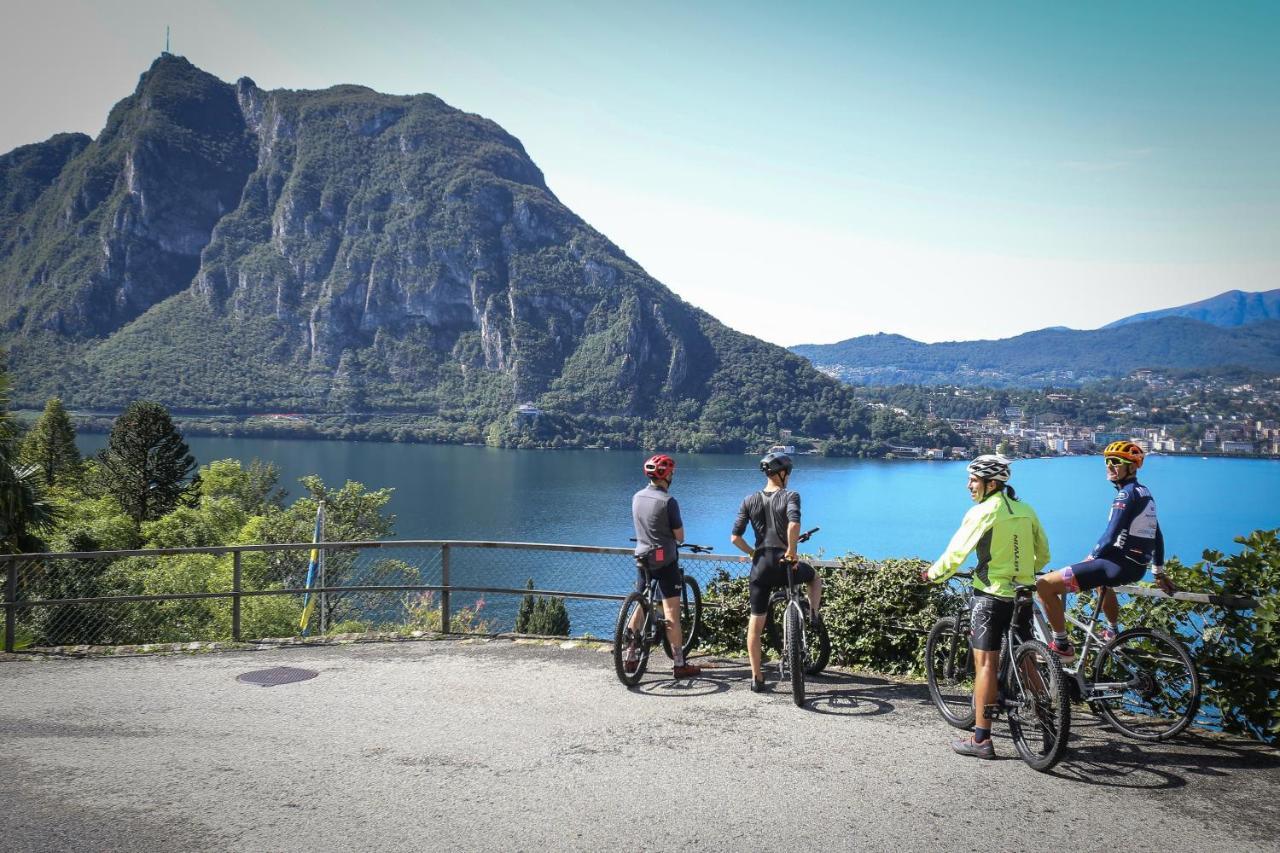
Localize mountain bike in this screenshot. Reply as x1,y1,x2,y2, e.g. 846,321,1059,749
924,573,1071,771
766,527,831,708
613,542,709,686
1031,590,1200,741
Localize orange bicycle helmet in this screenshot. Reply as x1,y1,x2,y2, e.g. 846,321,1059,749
1102,440,1144,468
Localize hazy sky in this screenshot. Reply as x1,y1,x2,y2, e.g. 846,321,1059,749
3,0,1278,345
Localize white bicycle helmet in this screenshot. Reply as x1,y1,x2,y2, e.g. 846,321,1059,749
967,454,1012,482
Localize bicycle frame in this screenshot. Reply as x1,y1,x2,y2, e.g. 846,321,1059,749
631,566,670,642
776,563,810,677
996,589,1040,713
1030,591,1134,701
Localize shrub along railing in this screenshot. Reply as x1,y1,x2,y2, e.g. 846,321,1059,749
3,533,1275,742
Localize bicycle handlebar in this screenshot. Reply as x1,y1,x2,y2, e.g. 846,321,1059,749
628,538,711,554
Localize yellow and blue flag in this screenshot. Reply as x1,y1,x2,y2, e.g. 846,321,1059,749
298,502,325,635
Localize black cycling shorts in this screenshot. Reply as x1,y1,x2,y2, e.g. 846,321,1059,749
970,589,1033,652
748,548,815,615
1065,558,1146,593
635,559,683,599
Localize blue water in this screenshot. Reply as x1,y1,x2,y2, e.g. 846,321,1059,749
75,436,1280,564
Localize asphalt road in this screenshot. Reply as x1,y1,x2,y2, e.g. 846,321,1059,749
2,639,1277,852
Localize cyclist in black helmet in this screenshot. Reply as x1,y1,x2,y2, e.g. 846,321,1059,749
730,451,822,693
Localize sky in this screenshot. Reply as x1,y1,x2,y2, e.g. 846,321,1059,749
2,0,1278,345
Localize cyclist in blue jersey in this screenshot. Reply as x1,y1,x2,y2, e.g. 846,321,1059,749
1036,441,1176,661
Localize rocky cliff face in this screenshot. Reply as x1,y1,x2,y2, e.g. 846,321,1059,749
0,57,256,338
0,55,870,448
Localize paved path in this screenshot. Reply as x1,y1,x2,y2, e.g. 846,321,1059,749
2,639,1278,852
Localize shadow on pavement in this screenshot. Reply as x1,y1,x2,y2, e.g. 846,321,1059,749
1051,716,1280,791
633,676,730,697
802,670,904,716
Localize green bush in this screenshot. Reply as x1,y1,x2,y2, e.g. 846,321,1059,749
702,555,949,676
514,578,571,636
1116,528,1280,742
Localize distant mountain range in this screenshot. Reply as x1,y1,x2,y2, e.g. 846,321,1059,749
791,313,1280,388
1103,289,1280,329
0,55,892,451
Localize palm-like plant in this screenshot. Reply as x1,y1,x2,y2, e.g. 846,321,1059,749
0,372,57,553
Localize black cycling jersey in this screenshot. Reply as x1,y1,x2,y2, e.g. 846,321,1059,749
731,488,801,552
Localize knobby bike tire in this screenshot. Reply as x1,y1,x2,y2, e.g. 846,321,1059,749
806,616,831,675
1092,627,1201,741
661,576,703,660
613,593,651,687
924,616,976,729
785,602,805,707
1006,639,1071,772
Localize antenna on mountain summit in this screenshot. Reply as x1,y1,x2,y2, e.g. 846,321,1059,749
164,26,171,55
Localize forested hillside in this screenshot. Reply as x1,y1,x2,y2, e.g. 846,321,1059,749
0,55,952,454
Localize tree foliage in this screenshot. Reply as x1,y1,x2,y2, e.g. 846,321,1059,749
97,401,197,523
0,370,56,552
20,397,81,486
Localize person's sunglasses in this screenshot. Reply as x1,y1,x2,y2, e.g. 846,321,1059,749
1104,457,1128,468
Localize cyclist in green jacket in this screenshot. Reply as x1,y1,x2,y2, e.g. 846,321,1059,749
922,454,1051,759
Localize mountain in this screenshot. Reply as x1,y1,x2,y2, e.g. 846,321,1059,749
1103,289,1280,329
790,318,1280,387
0,55,890,452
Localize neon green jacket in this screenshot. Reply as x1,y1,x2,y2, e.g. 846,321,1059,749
927,491,1050,598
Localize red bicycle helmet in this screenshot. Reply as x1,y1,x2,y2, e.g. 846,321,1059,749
643,454,676,480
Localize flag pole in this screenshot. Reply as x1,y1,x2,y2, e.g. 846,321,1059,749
298,501,325,637
318,503,327,636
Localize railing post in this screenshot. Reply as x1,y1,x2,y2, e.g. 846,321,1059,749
232,550,242,643
440,544,451,633
4,559,16,654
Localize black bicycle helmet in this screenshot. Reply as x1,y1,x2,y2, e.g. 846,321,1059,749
759,451,793,476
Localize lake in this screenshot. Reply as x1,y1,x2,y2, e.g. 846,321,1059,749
75,436,1280,635
76,435,1280,563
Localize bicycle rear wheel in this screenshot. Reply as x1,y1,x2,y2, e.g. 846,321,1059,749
613,593,651,687
924,616,976,729
661,576,703,659
1092,628,1200,741
785,602,805,707
1006,639,1071,772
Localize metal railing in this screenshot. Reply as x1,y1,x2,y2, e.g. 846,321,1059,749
1,540,781,652
2,539,1260,654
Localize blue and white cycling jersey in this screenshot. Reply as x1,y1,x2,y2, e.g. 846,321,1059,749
1090,478,1165,567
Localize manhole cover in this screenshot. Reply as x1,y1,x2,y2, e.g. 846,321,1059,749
236,666,319,687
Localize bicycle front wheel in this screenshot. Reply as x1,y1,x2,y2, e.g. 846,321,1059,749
1092,628,1200,741
806,615,831,675
924,616,976,729
785,602,805,707
1006,639,1071,772
613,593,651,687
661,576,703,660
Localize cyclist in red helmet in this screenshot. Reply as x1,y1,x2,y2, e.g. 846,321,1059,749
627,454,700,678
1037,440,1174,662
